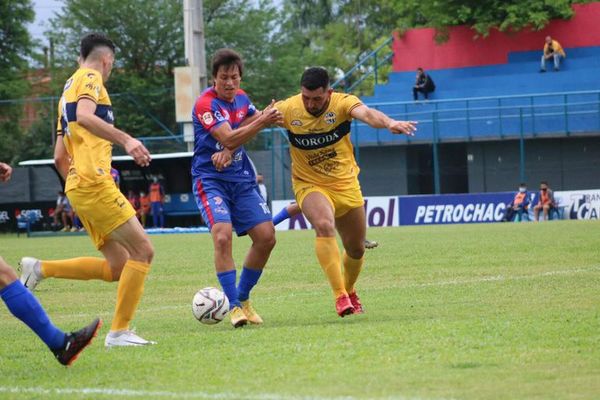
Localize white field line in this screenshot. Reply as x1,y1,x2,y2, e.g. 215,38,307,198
5,266,599,322
0,386,451,400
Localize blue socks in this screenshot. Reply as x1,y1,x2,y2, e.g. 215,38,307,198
273,207,290,226
217,270,240,309
237,267,263,302
1,280,66,350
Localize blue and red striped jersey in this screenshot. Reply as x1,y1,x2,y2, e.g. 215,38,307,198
191,87,257,182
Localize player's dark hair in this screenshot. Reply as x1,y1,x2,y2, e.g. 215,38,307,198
519,182,527,187
540,180,549,185
80,33,115,60
211,49,244,78
301,67,330,91
417,67,424,72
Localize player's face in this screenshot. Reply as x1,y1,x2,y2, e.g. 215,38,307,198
301,86,333,116
214,65,241,102
102,52,115,82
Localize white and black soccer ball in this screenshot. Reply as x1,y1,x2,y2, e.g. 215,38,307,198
192,287,229,325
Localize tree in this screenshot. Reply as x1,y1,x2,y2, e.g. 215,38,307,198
0,0,34,163
46,0,185,140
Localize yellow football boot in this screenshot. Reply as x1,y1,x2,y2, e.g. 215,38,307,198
229,306,248,328
241,300,263,325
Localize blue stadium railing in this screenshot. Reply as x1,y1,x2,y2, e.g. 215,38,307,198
267,89,600,196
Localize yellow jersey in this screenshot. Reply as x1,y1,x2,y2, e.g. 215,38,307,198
276,92,363,190
57,67,114,191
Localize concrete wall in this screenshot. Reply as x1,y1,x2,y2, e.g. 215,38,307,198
467,137,600,193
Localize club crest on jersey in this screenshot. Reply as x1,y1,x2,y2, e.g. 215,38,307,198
202,112,214,125
324,112,336,124
237,111,245,119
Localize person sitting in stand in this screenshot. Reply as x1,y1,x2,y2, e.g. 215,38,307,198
413,67,435,102
504,183,530,222
532,181,558,221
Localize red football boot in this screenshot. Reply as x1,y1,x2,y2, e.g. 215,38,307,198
335,294,355,317
348,291,364,314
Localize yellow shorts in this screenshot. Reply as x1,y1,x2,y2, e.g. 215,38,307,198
67,179,136,249
293,180,364,218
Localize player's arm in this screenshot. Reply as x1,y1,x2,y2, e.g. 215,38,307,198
53,134,70,180
76,98,151,167
0,162,12,182
210,100,282,150
350,104,417,136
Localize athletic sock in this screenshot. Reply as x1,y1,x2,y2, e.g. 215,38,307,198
0,280,66,350
342,252,364,294
217,269,240,309
110,260,151,332
272,207,291,226
315,237,346,298
42,257,113,282
237,266,263,302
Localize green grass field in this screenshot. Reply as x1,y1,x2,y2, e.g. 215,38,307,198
0,221,599,399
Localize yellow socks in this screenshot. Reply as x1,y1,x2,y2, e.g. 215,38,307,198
343,252,364,294
111,260,151,332
41,257,113,282
315,237,346,298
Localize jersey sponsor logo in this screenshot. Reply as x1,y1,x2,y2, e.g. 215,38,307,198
236,111,245,119
324,111,336,124
214,110,229,122
291,120,303,126
307,149,337,166
287,120,350,150
202,112,214,125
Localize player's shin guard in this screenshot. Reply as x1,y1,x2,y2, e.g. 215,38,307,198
217,269,240,309
237,266,263,302
42,257,114,282
111,260,150,332
342,252,364,294
315,237,346,298
1,280,66,350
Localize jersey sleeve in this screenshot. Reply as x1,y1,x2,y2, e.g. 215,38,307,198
274,99,290,129
194,98,227,132
76,70,103,103
339,94,363,120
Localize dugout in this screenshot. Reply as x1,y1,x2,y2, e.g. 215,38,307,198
12,152,204,229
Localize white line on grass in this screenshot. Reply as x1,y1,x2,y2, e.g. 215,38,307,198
0,386,451,400
6,266,599,322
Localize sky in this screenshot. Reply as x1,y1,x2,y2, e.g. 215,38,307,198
28,0,62,43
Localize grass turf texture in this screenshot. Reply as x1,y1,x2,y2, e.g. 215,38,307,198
0,220,598,400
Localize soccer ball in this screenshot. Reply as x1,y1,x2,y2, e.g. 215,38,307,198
192,287,229,325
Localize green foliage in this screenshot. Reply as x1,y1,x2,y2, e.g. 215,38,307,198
46,0,184,138
0,0,34,163
0,221,599,398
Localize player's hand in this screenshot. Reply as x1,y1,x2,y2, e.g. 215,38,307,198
388,120,417,136
125,137,152,167
0,162,13,182
261,99,283,126
211,149,233,172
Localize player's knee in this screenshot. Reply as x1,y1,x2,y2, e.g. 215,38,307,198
257,232,276,252
213,232,232,252
312,219,335,236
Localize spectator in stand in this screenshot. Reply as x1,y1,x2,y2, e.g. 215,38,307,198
149,177,165,228
110,166,120,189
540,36,566,72
256,174,268,204
413,67,435,102
532,181,557,221
504,183,530,222
139,191,151,228
53,191,74,232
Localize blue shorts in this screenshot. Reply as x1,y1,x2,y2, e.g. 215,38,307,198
193,177,272,236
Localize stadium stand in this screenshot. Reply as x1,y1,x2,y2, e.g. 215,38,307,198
356,3,600,145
